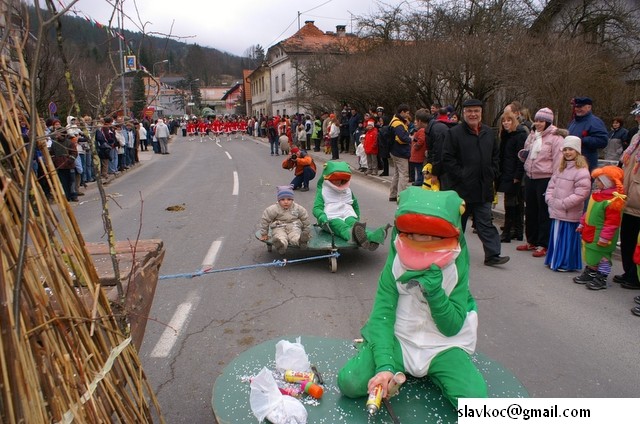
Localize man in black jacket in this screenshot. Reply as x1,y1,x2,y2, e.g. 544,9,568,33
442,99,509,266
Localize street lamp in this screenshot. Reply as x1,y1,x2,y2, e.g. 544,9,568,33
186,78,200,117
152,59,169,76
152,60,169,115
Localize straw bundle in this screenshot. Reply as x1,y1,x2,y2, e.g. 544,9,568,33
0,14,164,424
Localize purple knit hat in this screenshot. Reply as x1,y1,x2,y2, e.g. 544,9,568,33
534,108,554,123
277,185,294,201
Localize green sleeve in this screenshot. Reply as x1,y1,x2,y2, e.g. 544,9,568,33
351,193,361,218
312,179,328,225
361,258,402,373
425,251,473,336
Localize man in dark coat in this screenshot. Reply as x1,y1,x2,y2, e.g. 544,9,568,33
567,96,608,171
442,99,509,266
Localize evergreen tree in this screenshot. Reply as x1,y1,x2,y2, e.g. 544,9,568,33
130,71,146,119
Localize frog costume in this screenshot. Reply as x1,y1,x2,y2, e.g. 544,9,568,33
338,187,487,406
312,161,389,250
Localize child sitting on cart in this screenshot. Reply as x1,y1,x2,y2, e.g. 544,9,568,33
313,161,390,250
259,185,312,254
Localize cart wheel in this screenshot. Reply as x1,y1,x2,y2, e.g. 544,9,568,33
329,256,337,273
267,244,272,253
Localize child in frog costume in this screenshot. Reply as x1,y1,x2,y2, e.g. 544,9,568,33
337,187,487,407
313,161,390,250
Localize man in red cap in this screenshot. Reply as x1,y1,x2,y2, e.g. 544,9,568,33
282,147,317,191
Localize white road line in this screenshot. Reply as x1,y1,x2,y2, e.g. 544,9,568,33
225,151,232,160
202,239,222,268
150,294,199,358
232,171,239,195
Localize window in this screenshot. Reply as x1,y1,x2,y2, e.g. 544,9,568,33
275,76,279,93
281,73,286,91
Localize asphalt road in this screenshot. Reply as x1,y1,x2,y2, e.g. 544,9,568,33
72,134,639,423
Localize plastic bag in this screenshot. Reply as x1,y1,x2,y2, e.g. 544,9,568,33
250,367,307,424
275,338,310,372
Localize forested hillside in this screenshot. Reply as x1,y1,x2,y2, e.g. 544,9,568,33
29,6,254,84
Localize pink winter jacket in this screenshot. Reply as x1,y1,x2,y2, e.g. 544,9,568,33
522,125,564,179
545,161,592,222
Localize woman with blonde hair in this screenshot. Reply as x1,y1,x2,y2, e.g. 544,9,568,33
497,110,528,242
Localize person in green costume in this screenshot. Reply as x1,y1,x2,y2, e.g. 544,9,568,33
338,187,487,407
312,161,390,250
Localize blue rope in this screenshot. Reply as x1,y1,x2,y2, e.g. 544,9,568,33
158,251,341,280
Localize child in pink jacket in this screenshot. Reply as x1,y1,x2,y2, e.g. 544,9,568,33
544,136,591,271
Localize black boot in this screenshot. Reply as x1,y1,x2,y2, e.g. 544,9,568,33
500,233,511,243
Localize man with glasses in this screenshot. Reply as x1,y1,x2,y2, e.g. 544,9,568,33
567,97,608,172
442,99,509,266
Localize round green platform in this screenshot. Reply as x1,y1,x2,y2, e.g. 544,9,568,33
212,336,528,423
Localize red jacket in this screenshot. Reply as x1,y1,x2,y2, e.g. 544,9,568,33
410,127,427,163
364,127,378,155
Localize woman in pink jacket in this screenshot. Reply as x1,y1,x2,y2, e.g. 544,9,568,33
517,108,565,257
544,136,591,271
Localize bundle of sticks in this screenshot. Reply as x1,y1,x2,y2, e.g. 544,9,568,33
0,17,163,424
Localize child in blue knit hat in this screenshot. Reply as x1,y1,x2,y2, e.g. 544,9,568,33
259,185,312,254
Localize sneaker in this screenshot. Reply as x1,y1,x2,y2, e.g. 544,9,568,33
484,255,510,266
516,243,536,251
631,306,640,317
573,268,597,284
300,187,309,192
532,247,547,257
586,273,608,290
389,197,397,202
634,295,640,305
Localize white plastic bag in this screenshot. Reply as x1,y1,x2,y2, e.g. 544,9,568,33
275,337,310,373
249,367,307,424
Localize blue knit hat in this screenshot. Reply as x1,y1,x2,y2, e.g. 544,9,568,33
277,185,294,201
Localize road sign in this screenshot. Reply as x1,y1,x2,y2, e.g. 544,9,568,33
124,55,137,72
48,101,57,115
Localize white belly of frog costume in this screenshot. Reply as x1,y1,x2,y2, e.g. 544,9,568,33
392,256,477,377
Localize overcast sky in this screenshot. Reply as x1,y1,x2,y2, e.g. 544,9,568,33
64,0,405,56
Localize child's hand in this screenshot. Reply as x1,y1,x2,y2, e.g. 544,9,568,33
576,225,583,233
259,234,269,241
597,238,610,247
